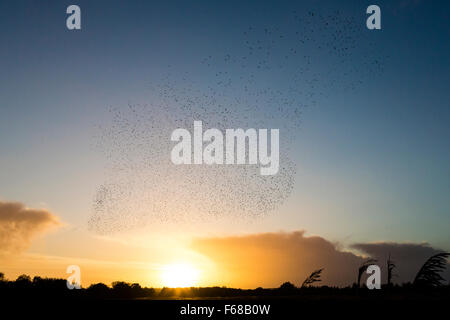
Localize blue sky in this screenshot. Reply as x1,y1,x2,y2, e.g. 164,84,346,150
0,0,449,251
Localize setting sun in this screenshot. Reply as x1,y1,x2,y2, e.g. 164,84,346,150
161,263,200,288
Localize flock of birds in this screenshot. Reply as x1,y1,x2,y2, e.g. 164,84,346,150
89,10,387,234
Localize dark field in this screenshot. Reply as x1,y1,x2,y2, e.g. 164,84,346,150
2,277,449,318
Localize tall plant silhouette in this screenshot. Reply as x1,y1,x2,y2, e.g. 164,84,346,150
357,258,377,288
413,252,449,287
387,254,396,287
301,268,323,288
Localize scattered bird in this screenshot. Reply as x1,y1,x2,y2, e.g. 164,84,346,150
89,9,387,234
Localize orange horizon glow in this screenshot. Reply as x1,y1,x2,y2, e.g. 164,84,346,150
160,262,201,288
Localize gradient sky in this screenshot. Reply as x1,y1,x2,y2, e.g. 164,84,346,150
0,0,449,286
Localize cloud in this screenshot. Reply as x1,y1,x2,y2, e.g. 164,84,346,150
351,242,450,284
0,201,61,255
192,231,364,288
192,231,449,288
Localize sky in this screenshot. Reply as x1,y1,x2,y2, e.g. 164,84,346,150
0,0,449,288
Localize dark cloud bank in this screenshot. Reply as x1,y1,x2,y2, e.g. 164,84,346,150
193,231,449,288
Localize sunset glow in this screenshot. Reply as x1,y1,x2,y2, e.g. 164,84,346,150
160,263,200,288
1,0,449,297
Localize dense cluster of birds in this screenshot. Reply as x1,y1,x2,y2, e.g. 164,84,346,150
89,10,386,234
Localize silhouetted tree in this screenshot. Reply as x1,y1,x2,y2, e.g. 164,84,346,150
16,274,31,282
88,283,110,298
88,283,109,291
357,259,377,288
279,281,296,290
0,272,4,281
15,274,32,289
31,276,67,291
301,268,323,288
278,281,297,295
387,254,396,287
413,252,450,287
111,281,135,298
